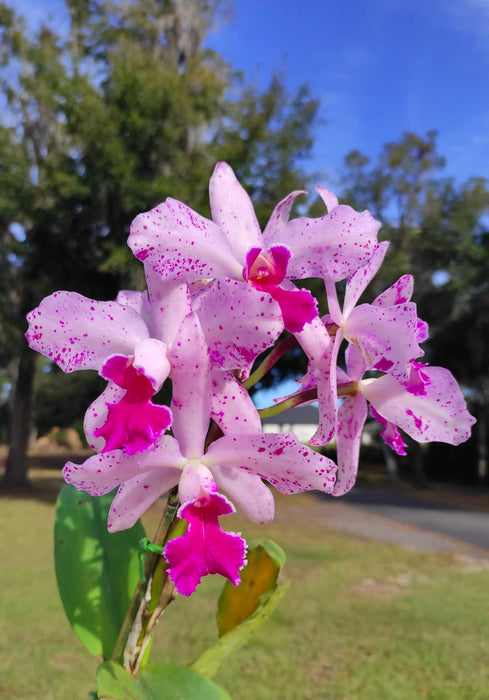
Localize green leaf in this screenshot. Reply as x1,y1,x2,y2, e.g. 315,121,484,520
97,661,147,700
217,539,286,636
96,662,231,700
54,485,145,659
139,665,232,699
192,582,289,678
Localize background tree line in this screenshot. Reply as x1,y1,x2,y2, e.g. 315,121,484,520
0,0,487,488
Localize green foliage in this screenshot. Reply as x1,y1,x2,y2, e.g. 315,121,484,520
0,0,320,480
54,485,146,658
192,539,288,678
97,661,231,700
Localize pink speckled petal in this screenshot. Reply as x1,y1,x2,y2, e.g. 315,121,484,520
316,185,339,213
345,343,367,381
195,279,283,369
108,468,181,532
62,436,185,496
211,465,275,523
115,289,148,316
267,284,318,333
210,369,262,435
333,392,368,496
133,338,170,391
25,291,149,372
209,162,262,262
84,382,125,451
169,313,211,458
310,329,342,446
344,302,423,382
166,464,246,596
129,197,242,282
361,367,476,445
205,433,337,495
343,242,390,316
145,272,192,345
262,190,306,241
370,406,407,456
266,205,381,282
373,274,414,307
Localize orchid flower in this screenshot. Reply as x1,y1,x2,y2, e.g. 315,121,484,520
63,310,337,595
26,291,172,455
128,162,381,333
287,242,429,446
333,345,476,495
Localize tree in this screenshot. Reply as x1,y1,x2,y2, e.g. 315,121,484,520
0,0,320,486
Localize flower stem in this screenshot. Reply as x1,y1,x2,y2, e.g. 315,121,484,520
111,486,180,674
243,335,298,389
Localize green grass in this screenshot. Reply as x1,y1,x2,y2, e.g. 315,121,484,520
1,475,489,700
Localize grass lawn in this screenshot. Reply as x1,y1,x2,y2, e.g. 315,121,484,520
1,470,489,700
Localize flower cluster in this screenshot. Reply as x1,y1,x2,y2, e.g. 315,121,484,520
26,163,475,596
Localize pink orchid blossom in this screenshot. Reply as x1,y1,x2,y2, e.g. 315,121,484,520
333,345,476,496
26,291,172,455
325,242,425,384
63,314,337,594
128,162,380,333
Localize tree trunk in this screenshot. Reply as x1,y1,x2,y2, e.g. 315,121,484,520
1,339,36,489
477,406,487,486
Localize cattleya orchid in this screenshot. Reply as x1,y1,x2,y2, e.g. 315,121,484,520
128,162,381,333
26,161,475,606
62,310,337,594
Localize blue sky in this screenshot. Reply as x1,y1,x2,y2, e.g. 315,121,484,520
13,0,489,186
205,0,489,187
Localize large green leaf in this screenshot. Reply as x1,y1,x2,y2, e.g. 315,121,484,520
96,661,146,700
96,662,231,700
192,539,288,678
54,485,145,658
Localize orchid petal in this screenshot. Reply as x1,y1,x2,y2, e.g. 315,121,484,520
129,198,242,282
132,338,170,391
115,289,148,316
361,367,476,445
195,279,283,369
370,406,407,456
26,291,149,372
84,382,125,451
333,393,368,496
145,271,192,345
293,316,337,445
211,465,275,523
95,349,172,454
316,185,339,213
205,433,337,495
170,313,211,457
310,329,342,445
373,274,414,307
108,469,180,532
344,303,423,381
345,343,367,381
267,284,318,333
63,436,185,496
262,190,306,241
210,369,262,435
266,206,381,282
209,161,262,261
343,242,390,316
166,464,246,596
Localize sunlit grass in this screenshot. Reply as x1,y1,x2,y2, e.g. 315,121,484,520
1,474,489,699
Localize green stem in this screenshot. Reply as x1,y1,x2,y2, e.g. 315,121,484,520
111,486,180,673
257,380,359,419
243,335,298,389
